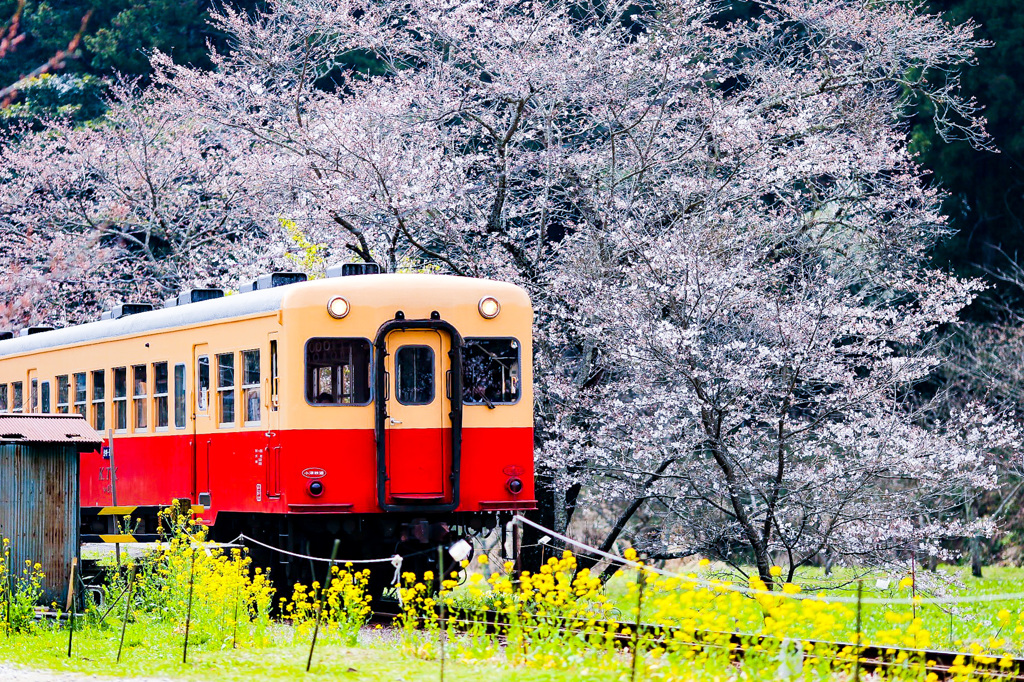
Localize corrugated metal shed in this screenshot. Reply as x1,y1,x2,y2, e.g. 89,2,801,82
0,415,99,605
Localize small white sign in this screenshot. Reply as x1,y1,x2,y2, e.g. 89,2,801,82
256,483,262,502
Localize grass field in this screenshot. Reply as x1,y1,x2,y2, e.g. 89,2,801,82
4,535,1024,681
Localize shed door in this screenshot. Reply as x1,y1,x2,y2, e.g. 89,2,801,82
384,330,448,501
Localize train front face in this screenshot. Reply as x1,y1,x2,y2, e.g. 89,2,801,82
271,274,534,554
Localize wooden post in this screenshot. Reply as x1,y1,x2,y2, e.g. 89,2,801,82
4,554,11,638
306,539,340,672
439,544,446,682
183,549,196,664
116,567,136,663
66,557,77,658
631,566,645,682
232,579,241,650
853,579,863,682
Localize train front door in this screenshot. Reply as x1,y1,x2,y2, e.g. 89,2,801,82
383,329,449,503
192,344,212,506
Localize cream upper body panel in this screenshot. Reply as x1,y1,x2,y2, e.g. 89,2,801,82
0,274,533,433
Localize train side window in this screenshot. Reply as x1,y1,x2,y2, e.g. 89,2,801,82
41,381,50,414
73,372,87,417
12,382,22,413
396,346,435,405
56,375,69,413
0,383,7,412
217,352,235,425
30,379,38,413
113,367,127,431
270,340,279,411
304,338,371,406
197,356,210,414
132,364,148,431
154,362,169,429
462,338,521,406
242,349,260,424
91,370,104,431
174,363,186,428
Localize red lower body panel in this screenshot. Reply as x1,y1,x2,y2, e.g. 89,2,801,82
81,427,534,524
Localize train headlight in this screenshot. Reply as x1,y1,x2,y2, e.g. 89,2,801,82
327,296,350,319
478,296,500,319
506,477,523,495
308,480,324,497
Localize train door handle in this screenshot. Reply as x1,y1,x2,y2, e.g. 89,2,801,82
390,418,403,425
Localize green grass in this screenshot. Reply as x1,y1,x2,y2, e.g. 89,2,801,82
4,563,1023,680
0,624,621,681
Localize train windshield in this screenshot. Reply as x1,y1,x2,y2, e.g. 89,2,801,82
463,338,520,406
305,338,372,405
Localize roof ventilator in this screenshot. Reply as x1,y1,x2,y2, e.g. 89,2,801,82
326,263,381,277
163,288,225,308
240,272,308,293
0,331,12,341
101,303,155,320
18,326,54,337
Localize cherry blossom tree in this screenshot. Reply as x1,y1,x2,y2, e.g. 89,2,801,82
0,83,285,326
1,0,1019,584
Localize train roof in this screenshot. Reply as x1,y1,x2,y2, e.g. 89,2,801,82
0,274,528,358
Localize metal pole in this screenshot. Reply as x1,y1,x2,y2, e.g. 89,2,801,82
66,557,77,658
853,579,863,682
116,567,136,663
306,539,340,673
438,544,446,682
631,566,645,682
183,549,196,664
107,429,121,576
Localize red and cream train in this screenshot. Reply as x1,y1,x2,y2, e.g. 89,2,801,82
0,269,535,585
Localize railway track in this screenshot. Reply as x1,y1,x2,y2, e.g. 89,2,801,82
370,608,1024,680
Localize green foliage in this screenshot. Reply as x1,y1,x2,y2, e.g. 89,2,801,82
917,0,1024,285
0,538,46,633
83,0,211,75
0,72,107,126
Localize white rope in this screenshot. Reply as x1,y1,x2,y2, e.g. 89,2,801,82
391,554,405,607
231,533,401,565
512,515,1024,607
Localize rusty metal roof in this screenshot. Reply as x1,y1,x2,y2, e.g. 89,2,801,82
0,414,102,445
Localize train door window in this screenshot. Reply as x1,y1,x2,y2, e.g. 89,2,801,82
113,367,127,431
174,363,186,428
154,362,169,429
30,379,37,413
132,364,148,431
0,384,7,412
91,370,104,431
197,356,210,414
56,375,69,413
270,340,279,411
396,346,434,405
11,382,22,413
304,338,371,405
73,373,87,417
241,350,260,424
217,352,235,425
462,338,521,406
40,381,50,414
